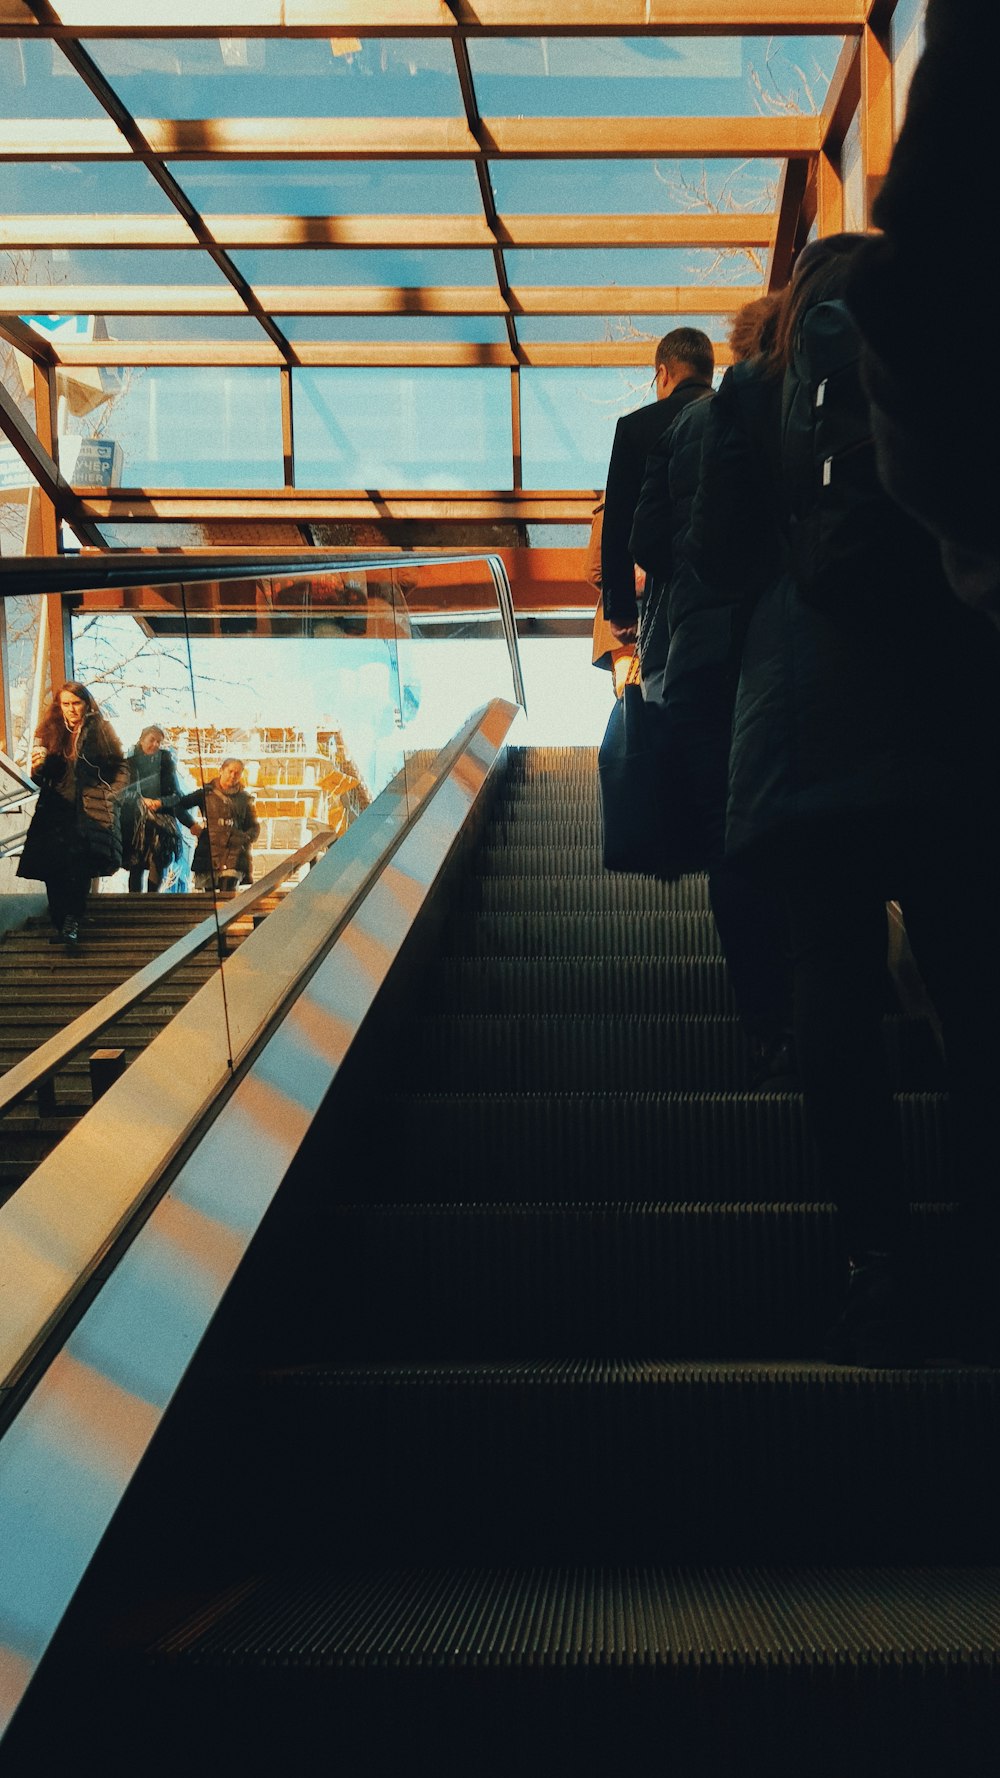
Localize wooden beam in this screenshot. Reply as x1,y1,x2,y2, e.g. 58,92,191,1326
0,212,778,251
79,489,602,522
0,313,56,368
0,377,104,544
0,115,821,161
861,18,894,221
280,364,294,488
767,157,809,291
2,2,868,34
30,361,60,556
13,283,755,316
46,338,736,368
816,147,845,235
821,32,862,154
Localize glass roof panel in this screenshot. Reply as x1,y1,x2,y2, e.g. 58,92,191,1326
230,248,498,288
0,248,231,286
293,368,512,491
87,37,464,118
0,38,113,118
517,313,732,344
506,248,765,287
490,158,780,215
56,365,284,488
92,315,274,342
2,161,181,214
521,366,647,490
469,36,843,118
168,161,483,216
278,316,509,344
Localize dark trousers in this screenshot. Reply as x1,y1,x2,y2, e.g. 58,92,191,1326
45,866,91,931
781,810,1000,1259
668,664,792,1039
128,863,162,893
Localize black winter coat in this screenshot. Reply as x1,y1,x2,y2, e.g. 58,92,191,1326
686,352,1000,864
601,380,713,627
18,714,128,883
165,779,261,883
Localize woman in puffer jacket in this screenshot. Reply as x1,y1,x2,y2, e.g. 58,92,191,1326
686,234,1000,1364
18,680,128,950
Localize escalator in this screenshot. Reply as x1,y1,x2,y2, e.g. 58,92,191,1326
4,744,1000,1776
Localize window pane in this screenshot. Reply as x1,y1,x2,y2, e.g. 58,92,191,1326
294,368,512,489
87,37,463,118
278,315,509,344
56,366,284,488
2,160,180,213
469,36,843,118
490,158,780,215
892,0,926,132
95,315,275,342
0,38,112,117
521,366,648,490
1,248,228,287
168,160,483,215
231,248,497,287
506,248,764,287
842,106,864,233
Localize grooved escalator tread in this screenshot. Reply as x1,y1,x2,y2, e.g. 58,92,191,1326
146,1564,1000,1668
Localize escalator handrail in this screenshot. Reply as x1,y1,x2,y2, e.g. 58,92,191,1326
0,827,336,1121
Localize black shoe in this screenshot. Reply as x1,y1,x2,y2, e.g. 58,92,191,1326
62,918,79,953
748,1032,799,1092
823,1252,923,1367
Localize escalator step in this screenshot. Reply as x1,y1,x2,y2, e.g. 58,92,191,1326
448,912,723,958
439,955,737,1014
343,1093,951,1202
470,875,712,913
404,1014,944,1094
148,1563,1000,1669
253,1359,1000,1563
479,845,624,877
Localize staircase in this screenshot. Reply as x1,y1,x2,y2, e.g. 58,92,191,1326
5,746,1000,1776
0,891,273,1200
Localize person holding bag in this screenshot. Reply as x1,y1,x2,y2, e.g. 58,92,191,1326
18,680,128,951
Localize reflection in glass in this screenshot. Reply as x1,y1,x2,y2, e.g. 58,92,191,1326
168,160,483,215
294,368,513,490
93,315,276,343
892,0,926,132
506,248,764,287
469,36,842,117
490,158,781,215
87,37,463,118
521,366,650,490
56,366,284,489
0,596,46,763
842,107,864,233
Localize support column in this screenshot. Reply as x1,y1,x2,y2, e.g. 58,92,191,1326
861,21,894,223
817,148,845,238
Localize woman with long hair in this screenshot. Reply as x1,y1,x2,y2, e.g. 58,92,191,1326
122,724,192,893
18,680,128,950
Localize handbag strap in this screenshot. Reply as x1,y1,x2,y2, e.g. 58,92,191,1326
624,651,642,687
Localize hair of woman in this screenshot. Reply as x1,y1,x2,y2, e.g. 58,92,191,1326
35,680,104,757
768,231,868,372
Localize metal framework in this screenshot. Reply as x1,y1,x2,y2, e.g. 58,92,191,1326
0,0,906,553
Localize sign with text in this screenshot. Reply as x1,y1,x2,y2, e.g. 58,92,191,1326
60,435,123,487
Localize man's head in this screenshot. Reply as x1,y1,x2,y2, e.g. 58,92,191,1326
653,327,715,399
218,757,245,792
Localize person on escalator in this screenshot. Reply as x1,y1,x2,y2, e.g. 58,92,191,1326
122,725,195,894
18,680,128,951
686,233,1000,1365
156,757,260,893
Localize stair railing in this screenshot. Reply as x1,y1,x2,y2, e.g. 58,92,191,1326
0,826,336,1122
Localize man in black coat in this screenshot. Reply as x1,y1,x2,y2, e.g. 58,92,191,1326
601,328,715,638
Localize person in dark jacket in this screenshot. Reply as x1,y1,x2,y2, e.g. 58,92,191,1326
601,328,715,634
629,293,793,1089
159,757,260,891
123,724,195,894
18,680,128,950
687,235,1000,1364
846,0,999,620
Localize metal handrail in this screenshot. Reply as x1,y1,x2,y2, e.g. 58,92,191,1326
0,826,336,1120
0,828,32,863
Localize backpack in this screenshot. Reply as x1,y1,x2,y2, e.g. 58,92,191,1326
781,298,917,611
